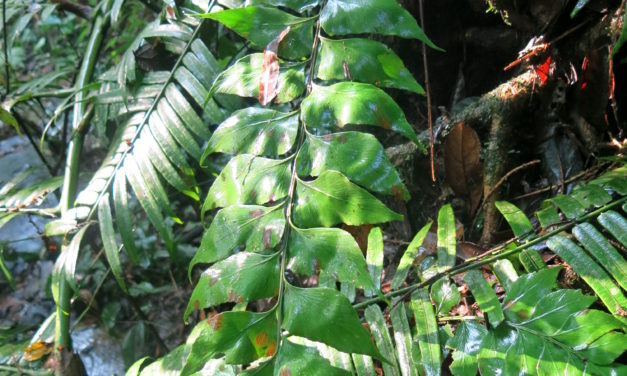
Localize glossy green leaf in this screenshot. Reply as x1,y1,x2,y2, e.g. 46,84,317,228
139,344,188,375
51,224,91,303
320,0,441,50
202,108,298,161
495,201,533,238
282,284,383,359
492,259,518,291
296,131,409,199
554,309,624,349
246,0,319,12
535,204,561,228
126,357,150,376
287,225,375,289
519,249,546,272
390,220,432,289
410,288,441,376
502,267,560,319
365,227,384,296
301,82,419,145
184,252,279,321
316,37,423,94
203,155,291,211
182,311,277,375
598,210,627,247
546,234,627,320
200,7,315,59
113,168,140,265
190,204,285,274
571,183,612,208
581,332,627,365
446,320,487,376
148,113,195,177
431,278,460,316
352,354,375,376
551,194,585,220
390,301,418,376
243,340,351,376
293,170,402,228
572,223,627,290
364,305,400,376
464,270,504,327
437,204,456,272
98,193,127,293
211,54,306,103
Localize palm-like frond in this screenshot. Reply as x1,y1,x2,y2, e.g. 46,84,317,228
51,14,227,287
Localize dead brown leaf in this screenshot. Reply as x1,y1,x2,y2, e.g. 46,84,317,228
259,26,291,105
444,123,483,215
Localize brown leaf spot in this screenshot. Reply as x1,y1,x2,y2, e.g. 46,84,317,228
262,227,273,249
249,189,258,199
255,332,269,346
193,300,200,309
207,314,223,330
227,290,239,302
337,134,348,144
265,340,276,356
280,369,292,376
250,210,265,218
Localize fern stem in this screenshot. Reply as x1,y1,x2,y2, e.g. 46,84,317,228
353,195,627,309
55,0,113,363
274,6,324,353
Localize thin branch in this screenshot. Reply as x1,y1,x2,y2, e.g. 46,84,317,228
0,207,57,217
418,0,435,182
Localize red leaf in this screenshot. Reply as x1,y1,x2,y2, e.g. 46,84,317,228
535,56,551,85
259,27,290,105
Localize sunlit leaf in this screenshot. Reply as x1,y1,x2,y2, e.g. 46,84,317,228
287,225,375,289
202,108,298,161
320,0,441,50
364,305,400,376
282,284,383,359
296,131,409,199
316,37,423,94
184,252,279,320
431,278,460,316
411,288,441,376
200,7,315,60
464,270,504,327
211,54,306,103
437,204,456,272
191,204,285,275
301,82,419,145
243,340,351,376
390,301,418,376
365,227,383,296
391,220,432,289
546,234,627,321
293,170,402,228
183,311,277,375
203,155,291,210
446,320,487,376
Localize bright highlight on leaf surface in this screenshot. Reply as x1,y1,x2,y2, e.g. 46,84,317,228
260,26,291,105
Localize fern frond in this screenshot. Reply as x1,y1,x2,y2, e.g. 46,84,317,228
496,166,627,322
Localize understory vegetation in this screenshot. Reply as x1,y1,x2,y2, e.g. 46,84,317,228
1,0,626,375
